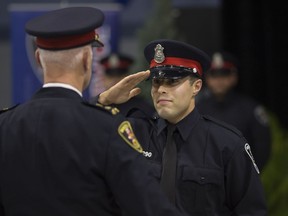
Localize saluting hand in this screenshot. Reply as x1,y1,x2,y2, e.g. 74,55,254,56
98,70,150,105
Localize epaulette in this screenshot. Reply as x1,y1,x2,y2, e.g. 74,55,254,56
202,114,243,137
0,104,19,115
82,101,120,115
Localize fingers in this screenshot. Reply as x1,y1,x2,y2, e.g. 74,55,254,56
129,88,141,99
122,70,150,87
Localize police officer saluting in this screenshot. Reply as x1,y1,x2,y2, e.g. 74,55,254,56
0,8,188,216
99,39,268,215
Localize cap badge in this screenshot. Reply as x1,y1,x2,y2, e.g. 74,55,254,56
154,44,165,63
108,54,120,69
212,52,224,69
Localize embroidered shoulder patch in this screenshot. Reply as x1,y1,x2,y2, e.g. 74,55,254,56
118,121,143,153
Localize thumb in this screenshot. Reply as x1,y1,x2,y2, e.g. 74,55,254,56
129,88,141,99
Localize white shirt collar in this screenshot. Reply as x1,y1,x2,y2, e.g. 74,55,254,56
43,83,83,97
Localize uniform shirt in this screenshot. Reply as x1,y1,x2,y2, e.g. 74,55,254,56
130,108,268,216
197,90,271,171
0,87,185,216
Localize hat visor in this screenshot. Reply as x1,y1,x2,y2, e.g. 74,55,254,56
92,39,104,47
149,66,195,79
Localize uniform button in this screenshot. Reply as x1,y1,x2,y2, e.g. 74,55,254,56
200,176,205,183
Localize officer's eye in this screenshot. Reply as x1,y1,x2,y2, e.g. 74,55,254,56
166,78,182,86
152,78,183,87
152,78,163,87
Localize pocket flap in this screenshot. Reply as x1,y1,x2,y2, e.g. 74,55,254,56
182,167,222,185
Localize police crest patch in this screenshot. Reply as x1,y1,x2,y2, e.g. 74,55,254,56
118,121,143,153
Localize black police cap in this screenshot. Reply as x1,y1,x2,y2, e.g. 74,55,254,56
144,39,210,79
208,51,239,77
25,7,104,50
100,53,134,76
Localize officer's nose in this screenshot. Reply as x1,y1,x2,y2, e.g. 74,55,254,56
157,84,167,94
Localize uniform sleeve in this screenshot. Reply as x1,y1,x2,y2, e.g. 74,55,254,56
104,115,186,216
225,140,268,215
248,105,271,171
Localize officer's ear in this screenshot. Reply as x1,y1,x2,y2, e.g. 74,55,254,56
35,49,43,69
192,78,202,96
82,46,92,73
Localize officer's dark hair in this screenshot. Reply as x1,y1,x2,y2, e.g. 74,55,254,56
188,74,201,85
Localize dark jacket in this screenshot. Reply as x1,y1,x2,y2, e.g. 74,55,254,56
197,91,271,171
0,87,184,216
130,108,268,216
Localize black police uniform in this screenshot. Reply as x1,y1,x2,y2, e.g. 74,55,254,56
0,87,184,216
0,8,186,216
127,39,268,215
197,90,271,171
131,109,267,215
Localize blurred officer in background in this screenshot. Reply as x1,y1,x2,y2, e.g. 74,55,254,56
98,39,268,215
197,51,271,172
90,53,155,117
0,7,188,216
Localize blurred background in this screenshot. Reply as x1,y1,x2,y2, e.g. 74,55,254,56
0,0,287,214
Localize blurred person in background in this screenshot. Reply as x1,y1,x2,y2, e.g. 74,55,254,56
90,52,155,117
197,51,271,172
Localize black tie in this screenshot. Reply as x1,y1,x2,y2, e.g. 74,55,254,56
160,124,177,204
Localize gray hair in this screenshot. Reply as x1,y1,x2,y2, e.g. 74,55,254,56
38,45,92,72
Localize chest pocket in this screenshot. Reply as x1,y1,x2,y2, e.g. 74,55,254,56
178,167,223,215
147,161,161,182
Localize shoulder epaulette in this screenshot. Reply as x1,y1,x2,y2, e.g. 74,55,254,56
0,104,19,115
82,101,120,115
203,114,243,137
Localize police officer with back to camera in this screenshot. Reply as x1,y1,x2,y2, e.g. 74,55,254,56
197,51,271,172
0,7,189,216
90,53,155,117
98,39,268,215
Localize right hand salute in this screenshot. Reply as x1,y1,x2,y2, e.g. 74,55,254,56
98,70,150,105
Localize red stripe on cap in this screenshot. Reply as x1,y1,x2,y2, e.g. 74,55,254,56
211,62,236,70
36,31,96,50
150,57,203,76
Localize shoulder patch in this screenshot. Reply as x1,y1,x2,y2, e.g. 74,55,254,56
82,101,120,115
118,121,143,153
0,104,19,115
244,143,260,174
202,115,243,137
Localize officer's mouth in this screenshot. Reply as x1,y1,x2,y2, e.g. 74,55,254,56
157,99,172,105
